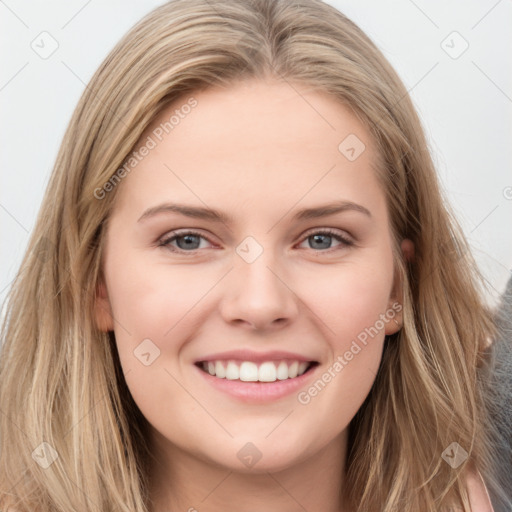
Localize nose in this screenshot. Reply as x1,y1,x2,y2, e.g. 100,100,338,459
219,250,299,332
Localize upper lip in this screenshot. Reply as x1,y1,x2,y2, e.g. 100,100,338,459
194,349,318,364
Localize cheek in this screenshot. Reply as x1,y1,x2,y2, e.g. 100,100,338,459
295,259,393,414
304,258,394,346
106,252,211,337
104,256,212,421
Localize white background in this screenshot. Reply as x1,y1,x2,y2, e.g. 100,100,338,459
1,0,511,310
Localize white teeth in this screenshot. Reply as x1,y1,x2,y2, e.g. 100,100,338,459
298,362,308,376
239,361,258,382
288,361,299,378
200,359,312,382
276,361,289,380
258,361,277,382
215,361,226,378
226,361,239,380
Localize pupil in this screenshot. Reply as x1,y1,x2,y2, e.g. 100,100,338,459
311,234,330,250
178,235,200,250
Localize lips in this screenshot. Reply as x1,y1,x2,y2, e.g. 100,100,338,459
193,358,320,402
194,349,317,365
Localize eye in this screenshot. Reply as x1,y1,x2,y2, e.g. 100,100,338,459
158,230,214,252
297,228,354,252
157,228,354,254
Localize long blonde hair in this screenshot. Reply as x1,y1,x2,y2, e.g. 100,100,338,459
0,0,497,510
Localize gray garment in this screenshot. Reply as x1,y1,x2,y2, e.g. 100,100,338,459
487,276,512,512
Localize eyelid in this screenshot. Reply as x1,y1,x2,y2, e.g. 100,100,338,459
300,227,354,244
157,228,215,248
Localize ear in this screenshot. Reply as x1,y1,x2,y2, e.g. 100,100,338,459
94,273,114,332
385,238,415,335
401,238,415,263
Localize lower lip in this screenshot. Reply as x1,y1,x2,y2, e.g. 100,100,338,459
194,363,319,403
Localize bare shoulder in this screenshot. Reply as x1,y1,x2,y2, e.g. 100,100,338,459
465,468,494,512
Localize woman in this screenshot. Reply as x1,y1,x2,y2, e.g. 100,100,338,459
0,0,498,510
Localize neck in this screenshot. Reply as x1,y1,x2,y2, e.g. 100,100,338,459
148,429,349,512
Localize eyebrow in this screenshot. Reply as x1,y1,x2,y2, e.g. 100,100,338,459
137,200,372,224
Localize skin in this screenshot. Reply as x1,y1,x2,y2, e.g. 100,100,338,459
95,77,414,511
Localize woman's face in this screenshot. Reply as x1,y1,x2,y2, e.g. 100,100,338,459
96,78,405,474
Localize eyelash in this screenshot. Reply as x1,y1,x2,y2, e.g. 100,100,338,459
157,228,354,254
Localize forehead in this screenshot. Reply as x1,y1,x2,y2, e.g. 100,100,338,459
112,78,386,223
143,78,376,160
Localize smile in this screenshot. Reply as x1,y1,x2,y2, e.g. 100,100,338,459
196,359,317,383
